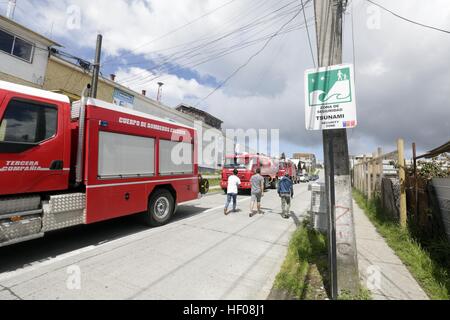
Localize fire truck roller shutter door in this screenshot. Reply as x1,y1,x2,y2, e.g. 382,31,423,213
158,140,193,176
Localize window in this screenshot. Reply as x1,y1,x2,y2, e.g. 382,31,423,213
0,99,57,143
98,131,155,179
13,37,33,61
0,29,14,53
224,156,256,170
159,140,193,175
0,29,34,62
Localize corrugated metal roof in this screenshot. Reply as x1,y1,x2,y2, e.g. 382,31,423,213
417,140,450,159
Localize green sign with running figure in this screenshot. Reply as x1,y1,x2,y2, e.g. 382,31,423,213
305,64,357,130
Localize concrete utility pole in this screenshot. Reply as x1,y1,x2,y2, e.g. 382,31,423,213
90,34,103,98
314,0,359,298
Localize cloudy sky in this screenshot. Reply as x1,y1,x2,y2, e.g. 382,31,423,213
4,0,449,160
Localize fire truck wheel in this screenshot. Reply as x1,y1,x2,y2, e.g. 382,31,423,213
202,179,209,194
145,189,174,227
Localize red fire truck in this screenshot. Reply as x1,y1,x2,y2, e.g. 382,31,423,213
220,153,278,192
277,159,298,184
0,80,200,248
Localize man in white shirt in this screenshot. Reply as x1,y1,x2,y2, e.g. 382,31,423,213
224,168,241,215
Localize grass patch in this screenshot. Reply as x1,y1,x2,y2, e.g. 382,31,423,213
338,287,372,300
207,177,221,188
353,189,450,300
273,220,372,300
273,222,329,299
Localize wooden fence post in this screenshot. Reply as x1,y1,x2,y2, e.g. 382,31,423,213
372,151,377,198
412,142,418,219
359,163,363,193
397,139,407,228
359,163,362,192
363,156,367,196
378,147,383,192
367,156,372,201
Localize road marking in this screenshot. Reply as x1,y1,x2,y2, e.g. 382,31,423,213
0,184,310,286
0,196,253,283
0,245,97,282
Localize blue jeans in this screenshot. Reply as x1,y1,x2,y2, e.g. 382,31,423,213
280,193,291,215
225,193,237,211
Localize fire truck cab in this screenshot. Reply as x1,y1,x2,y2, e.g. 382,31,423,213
220,153,278,192
278,159,298,184
0,80,199,247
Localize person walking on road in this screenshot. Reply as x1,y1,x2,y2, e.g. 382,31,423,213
278,172,293,219
224,168,241,215
249,168,265,217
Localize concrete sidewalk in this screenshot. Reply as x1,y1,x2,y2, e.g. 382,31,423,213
353,200,429,300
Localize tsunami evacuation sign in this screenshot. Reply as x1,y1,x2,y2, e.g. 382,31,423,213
305,64,357,130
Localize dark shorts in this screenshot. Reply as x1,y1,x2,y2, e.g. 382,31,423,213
251,192,262,203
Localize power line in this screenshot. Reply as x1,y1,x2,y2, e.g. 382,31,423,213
120,13,311,86
115,6,310,87
348,0,357,142
300,0,316,67
120,20,312,88
365,0,450,34
194,1,309,106
121,15,313,88
350,0,357,82
103,0,272,68
113,0,304,84
119,5,302,82
101,0,240,65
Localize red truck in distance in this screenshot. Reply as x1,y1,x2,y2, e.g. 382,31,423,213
220,153,279,192
277,159,298,184
0,80,200,248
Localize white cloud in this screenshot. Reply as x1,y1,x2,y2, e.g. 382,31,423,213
8,0,450,159
359,61,387,76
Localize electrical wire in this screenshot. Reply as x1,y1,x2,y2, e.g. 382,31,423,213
113,0,304,84
120,15,312,87
102,0,272,68
365,0,450,34
300,0,316,67
116,1,311,86
351,0,357,83
194,1,309,106
120,20,313,88
101,0,240,65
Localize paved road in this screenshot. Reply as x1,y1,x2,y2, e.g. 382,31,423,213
0,183,311,300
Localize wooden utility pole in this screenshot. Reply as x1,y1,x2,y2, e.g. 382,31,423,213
397,139,407,227
314,0,359,298
91,34,103,98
